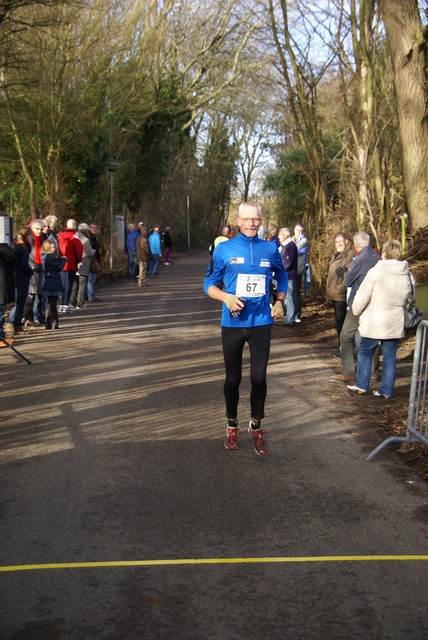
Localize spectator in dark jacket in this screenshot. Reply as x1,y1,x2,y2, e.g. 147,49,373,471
87,222,101,302
5,226,33,338
326,232,355,355
23,220,46,325
279,227,298,325
336,231,380,381
163,226,172,265
42,239,66,329
126,223,140,280
0,241,16,347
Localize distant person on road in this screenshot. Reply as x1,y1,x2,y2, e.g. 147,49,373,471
163,226,172,265
279,227,298,326
347,240,411,398
126,224,140,281
267,226,281,249
136,226,151,288
148,225,162,277
292,223,308,322
204,201,287,456
214,227,230,250
326,232,355,356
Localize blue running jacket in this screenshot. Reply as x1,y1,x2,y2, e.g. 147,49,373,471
204,232,288,328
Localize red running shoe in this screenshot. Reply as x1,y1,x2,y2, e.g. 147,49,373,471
248,421,269,456
224,425,239,450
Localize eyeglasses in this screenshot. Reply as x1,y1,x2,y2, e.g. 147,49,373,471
239,218,261,224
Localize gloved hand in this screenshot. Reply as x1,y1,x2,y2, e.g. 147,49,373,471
272,300,285,321
335,266,348,278
224,293,242,312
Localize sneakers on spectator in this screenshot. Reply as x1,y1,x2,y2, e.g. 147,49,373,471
59,306,66,313
24,319,39,327
373,390,390,398
65,306,74,313
248,420,269,456
224,421,239,450
347,385,366,395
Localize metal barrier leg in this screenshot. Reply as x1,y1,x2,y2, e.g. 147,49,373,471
0,339,32,364
366,320,428,462
366,436,413,462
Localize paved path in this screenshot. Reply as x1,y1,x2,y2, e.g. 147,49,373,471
0,253,427,639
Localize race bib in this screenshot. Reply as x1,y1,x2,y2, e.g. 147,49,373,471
236,273,266,298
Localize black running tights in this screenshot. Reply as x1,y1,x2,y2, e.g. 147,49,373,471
221,324,271,422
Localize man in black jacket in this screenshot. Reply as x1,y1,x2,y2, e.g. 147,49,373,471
0,242,16,347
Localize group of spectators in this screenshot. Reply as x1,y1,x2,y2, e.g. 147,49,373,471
326,231,413,399
125,222,172,287
0,214,101,346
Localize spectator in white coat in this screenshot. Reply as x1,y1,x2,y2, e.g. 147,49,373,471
347,240,412,398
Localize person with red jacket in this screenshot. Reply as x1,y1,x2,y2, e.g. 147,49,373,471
58,219,83,313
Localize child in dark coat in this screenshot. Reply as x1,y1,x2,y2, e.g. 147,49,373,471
41,240,67,329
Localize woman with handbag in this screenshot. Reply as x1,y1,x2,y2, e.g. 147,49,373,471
347,239,412,398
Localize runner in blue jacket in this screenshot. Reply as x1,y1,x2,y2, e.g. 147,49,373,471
204,202,288,455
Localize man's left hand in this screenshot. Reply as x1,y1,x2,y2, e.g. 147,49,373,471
272,300,285,321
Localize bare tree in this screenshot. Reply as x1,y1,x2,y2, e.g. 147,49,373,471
379,0,428,233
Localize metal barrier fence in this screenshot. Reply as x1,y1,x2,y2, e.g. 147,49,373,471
366,319,428,461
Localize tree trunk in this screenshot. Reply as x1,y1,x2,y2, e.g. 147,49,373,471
380,0,428,232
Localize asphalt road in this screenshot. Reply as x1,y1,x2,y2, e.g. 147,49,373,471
0,252,427,640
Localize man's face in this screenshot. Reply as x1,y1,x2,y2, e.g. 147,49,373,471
294,226,302,238
89,224,97,234
32,224,43,237
334,235,346,252
237,205,262,238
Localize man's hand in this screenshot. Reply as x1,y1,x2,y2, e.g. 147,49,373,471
224,293,243,312
271,300,285,321
335,266,348,278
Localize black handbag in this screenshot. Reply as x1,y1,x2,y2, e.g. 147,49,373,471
404,274,422,329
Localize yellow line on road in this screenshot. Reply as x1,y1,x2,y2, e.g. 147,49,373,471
1,556,428,573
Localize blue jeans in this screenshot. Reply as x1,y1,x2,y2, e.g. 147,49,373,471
127,251,138,279
295,273,303,318
284,278,297,324
149,254,160,277
87,273,97,300
356,337,399,397
60,270,76,306
33,294,45,324
7,280,31,326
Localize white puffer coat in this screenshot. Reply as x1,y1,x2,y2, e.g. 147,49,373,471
352,259,412,339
